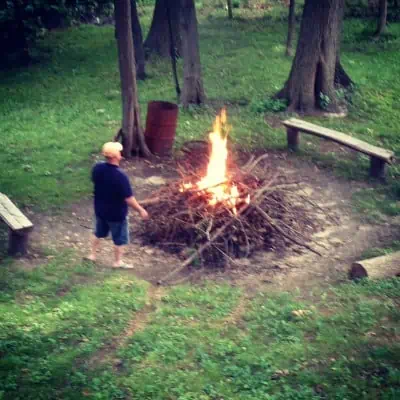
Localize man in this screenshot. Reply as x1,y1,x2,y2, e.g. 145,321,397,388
86,142,149,268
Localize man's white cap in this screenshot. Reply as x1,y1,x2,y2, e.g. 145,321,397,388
102,142,123,158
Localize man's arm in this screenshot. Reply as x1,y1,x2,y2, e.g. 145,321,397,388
125,196,149,219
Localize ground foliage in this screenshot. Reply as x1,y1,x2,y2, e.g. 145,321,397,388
0,255,399,399
0,0,114,67
0,5,399,397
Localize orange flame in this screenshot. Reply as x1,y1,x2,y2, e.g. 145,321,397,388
181,108,250,213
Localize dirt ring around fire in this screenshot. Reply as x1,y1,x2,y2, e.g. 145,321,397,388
20,149,399,292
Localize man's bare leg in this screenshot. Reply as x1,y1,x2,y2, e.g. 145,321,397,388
86,235,100,261
113,245,124,267
113,245,133,268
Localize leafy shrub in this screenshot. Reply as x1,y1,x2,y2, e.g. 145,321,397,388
345,0,400,21
319,92,331,110
0,0,114,68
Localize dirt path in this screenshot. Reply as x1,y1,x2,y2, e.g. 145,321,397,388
88,285,166,369
24,152,399,290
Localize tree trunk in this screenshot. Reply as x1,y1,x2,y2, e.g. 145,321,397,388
131,0,146,80
276,0,347,113
285,0,296,56
335,56,353,88
227,0,233,19
144,0,182,58
180,0,206,108
375,0,388,36
115,0,151,157
334,4,353,89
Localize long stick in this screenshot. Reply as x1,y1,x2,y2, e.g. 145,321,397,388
242,153,270,173
254,204,322,256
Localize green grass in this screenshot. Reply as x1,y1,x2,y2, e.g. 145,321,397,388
0,252,148,399
104,281,400,399
0,6,399,214
0,3,400,399
2,259,398,399
0,255,399,399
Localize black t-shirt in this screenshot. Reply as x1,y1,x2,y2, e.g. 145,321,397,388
92,162,134,222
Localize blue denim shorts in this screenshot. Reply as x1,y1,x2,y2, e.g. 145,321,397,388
94,216,129,246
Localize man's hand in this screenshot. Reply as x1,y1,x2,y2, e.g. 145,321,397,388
139,207,149,220
126,196,149,219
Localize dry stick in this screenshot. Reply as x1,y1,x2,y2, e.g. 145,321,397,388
158,175,280,284
256,196,321,247
237,217,250,257
241,154,255,170
140,197,163,206
212,244,242,267
242,154,270,173
253,204,322,256
286,191,340,225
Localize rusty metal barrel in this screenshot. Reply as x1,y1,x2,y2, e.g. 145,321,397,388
145,101,179,156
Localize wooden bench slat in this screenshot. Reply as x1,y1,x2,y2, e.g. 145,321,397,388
283,118,395,163
0,193,33,231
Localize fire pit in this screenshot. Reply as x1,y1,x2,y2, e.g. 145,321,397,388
138,109,321,284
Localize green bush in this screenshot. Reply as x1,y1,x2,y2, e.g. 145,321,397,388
0,0,114,68
345,0,400,21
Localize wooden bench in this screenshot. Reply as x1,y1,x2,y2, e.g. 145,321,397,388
0,193,34,256
282,118,395,179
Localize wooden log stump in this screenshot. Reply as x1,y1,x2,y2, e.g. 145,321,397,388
349,251,400,280
369,157,386,179
287,127,299,151
8,227,33,256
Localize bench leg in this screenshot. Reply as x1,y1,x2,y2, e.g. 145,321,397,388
287,128,299,151
8,228,31,256
369,157,386,179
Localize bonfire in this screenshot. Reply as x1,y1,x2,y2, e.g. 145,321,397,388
138,109,321,284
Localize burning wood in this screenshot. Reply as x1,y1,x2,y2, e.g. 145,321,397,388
138,109,321,284
179,108,249,215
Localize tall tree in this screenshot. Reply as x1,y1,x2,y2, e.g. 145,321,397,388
131,0,146,80
114,0,151,157
227,0,233,19
180,0,206,107
276,0,351,113
144,0,182,57
375,0,388,36
285,0,296,56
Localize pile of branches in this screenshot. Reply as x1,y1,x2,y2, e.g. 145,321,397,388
138,154,322,284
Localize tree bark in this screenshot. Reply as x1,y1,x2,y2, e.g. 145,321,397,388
131,0,146,80
276,0,348,113
285,0,296,56
144,0,182,58
115,0,151,157
227,0,233,19
375,0,388,36
180,0,206,108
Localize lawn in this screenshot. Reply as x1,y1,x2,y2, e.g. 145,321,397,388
0,3,399,399
1,253,399,399
0,5,399,213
